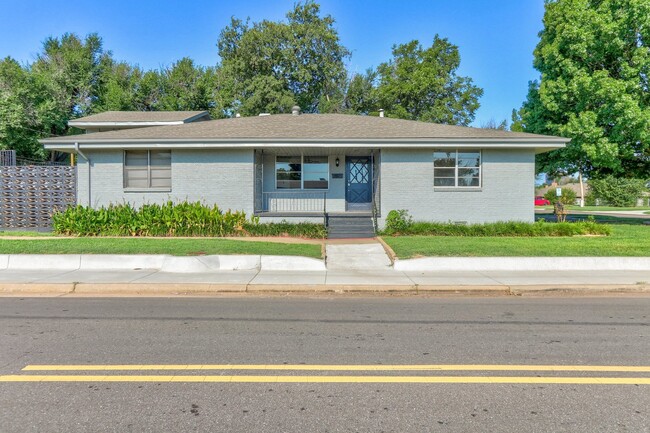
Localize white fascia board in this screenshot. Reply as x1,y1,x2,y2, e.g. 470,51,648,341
43,137,569,146
43,140,566,154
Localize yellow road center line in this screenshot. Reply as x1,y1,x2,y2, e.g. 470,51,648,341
1,375,650,385
21,364,650,372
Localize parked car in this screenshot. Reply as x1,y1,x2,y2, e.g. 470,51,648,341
535,196,551,206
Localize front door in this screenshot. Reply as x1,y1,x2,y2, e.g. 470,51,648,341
346,156,372,211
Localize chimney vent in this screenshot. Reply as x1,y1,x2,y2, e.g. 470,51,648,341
291,105,301,116
379,109,385,118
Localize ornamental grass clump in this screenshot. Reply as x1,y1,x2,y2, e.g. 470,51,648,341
52,201,248,237
52,201,326,238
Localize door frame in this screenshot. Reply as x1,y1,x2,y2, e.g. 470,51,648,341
345,156,373,211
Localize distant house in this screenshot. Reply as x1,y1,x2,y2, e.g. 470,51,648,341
41,108,568,236
536,182,587,204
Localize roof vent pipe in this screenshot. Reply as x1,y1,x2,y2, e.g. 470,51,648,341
379,109,385,118
291,106,301,116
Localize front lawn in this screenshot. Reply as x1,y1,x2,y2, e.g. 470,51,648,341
382,225,650,258
0,237,323,258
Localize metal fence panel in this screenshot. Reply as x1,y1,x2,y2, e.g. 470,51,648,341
0,166,76,229
0,150,16,166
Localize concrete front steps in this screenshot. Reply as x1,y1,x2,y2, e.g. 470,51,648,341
327,214,375,239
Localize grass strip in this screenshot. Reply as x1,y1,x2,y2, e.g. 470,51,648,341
382,225,650,258
0,237,322,258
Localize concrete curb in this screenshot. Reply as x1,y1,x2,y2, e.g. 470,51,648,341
0,254,325,272
2,282,649,296
394,257,650,272
509,284,650,295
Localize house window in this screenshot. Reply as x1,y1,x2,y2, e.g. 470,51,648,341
433,150,481,187
276,156,329,190
124,150,171,189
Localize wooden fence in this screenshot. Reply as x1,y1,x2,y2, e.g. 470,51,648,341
0,166,76,229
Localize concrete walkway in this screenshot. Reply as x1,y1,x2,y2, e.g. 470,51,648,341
325,242,392,270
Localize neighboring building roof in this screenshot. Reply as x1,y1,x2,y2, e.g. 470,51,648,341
43,113,569,152
68,111,210,128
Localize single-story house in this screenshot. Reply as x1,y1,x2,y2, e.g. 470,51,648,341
41,108,568,237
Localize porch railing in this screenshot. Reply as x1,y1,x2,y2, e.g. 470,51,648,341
261,191,327,214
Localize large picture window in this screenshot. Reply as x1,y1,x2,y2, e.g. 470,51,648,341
276,155,329,190
433,150,481,187
124,150,171,189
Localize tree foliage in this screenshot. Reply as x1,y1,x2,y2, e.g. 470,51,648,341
512,0,650,178
217,1,350,115
588,176,648,207
374,37,483,125
0,57,48,159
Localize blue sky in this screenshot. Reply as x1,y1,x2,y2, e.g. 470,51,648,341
0,0,546,126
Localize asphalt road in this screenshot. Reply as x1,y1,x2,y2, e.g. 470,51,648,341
0,295,649,432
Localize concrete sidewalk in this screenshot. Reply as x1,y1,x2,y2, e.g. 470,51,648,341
1,266,649,296
1,243,650,295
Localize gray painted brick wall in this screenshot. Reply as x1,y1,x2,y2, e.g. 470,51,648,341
77,149,254,213
76,147,536,225
380,148,535,225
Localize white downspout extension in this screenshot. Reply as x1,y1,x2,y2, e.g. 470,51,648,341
74,142,91,206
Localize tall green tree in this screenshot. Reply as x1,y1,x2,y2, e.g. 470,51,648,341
0,57,48,159
158,58,225,117
512,0,650,179
95,61,143,112
31,33,113,136
343,69,379,115
217,1,350,115
374,36,483,125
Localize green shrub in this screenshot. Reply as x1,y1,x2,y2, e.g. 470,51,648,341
379,219,610,237
384,209,413,234
584,192,597,206
243,220,327,238
52,202,326,238
588,176,648,207
544,187,577,205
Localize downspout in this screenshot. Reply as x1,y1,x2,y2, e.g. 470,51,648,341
74,142,91,206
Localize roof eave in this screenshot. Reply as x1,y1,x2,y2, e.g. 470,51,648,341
67,111,210,128
42,137,568,153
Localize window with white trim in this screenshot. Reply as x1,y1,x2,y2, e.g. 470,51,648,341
276,155,329,189
433,150,481,187
124,150,171,189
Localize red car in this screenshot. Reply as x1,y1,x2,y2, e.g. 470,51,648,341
535,196,551,206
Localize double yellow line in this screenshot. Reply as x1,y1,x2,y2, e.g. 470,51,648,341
1,364,648,385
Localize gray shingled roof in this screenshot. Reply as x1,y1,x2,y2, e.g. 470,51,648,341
68,111,209,124
44,114,567,144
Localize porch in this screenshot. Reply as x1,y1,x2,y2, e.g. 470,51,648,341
253,148,381,218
